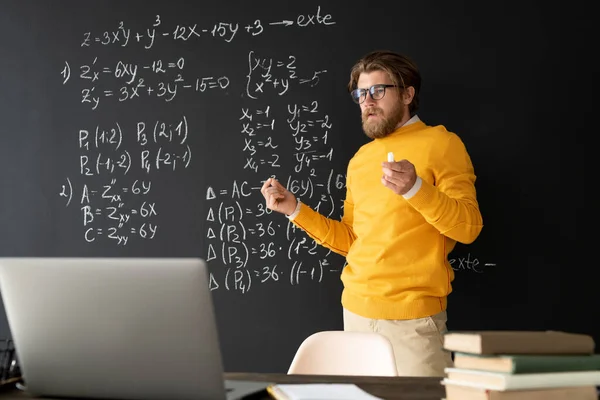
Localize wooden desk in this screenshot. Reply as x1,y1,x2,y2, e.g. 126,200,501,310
0,373,445,400
229,372,444,399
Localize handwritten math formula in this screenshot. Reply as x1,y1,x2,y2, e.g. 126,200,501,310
204,47,344,293
57,6,345,294
59,115,191,245
78,7,335,49
61,8,335,111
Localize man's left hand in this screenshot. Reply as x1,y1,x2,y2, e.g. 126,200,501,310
381,159,417,195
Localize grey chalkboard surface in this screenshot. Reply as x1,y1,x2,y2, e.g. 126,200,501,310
0,0,587,372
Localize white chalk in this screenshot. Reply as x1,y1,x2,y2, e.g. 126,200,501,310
387,152,394,162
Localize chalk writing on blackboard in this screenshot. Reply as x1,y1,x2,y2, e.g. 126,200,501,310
77,7,336,49
56,8,341,294
61,51,327,110
450,254,497,273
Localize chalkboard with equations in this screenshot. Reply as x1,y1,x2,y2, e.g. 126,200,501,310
0,0,588,372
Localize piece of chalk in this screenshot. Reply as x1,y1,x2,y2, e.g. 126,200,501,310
387,152,394,162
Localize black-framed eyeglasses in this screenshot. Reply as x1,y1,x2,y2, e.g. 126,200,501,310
350,84,398,104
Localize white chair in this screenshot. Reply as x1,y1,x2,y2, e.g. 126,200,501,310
287,330,398,376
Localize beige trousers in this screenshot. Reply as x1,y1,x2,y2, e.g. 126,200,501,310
343,308,453,377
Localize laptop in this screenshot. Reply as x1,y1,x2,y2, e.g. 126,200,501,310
0,257,268,400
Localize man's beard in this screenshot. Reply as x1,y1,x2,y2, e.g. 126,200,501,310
361,104,404,139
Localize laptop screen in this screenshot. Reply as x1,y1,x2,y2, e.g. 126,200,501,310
0,257,227,400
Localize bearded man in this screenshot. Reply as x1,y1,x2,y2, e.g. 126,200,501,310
260,50,483,377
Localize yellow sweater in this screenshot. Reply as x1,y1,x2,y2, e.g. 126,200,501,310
291,120,483,320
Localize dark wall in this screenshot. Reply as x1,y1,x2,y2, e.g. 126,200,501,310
0,0,587,372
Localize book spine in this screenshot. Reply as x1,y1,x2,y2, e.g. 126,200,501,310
513,357,600,374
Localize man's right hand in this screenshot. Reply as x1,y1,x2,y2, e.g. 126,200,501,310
260,177,297,216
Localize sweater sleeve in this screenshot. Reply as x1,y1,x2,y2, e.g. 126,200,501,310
290,181,357,257
406,133,483,244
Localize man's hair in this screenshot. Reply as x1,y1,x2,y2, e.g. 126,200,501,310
348,50,421,116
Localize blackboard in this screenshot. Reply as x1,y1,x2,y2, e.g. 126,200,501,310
0,0,587,373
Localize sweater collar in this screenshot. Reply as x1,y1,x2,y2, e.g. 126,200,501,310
377,115,424,140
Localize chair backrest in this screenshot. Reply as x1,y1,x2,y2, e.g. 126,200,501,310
287,330,398,376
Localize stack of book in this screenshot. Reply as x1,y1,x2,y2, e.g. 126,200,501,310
440,330,600,399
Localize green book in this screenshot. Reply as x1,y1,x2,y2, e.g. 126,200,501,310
453,352,600,374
